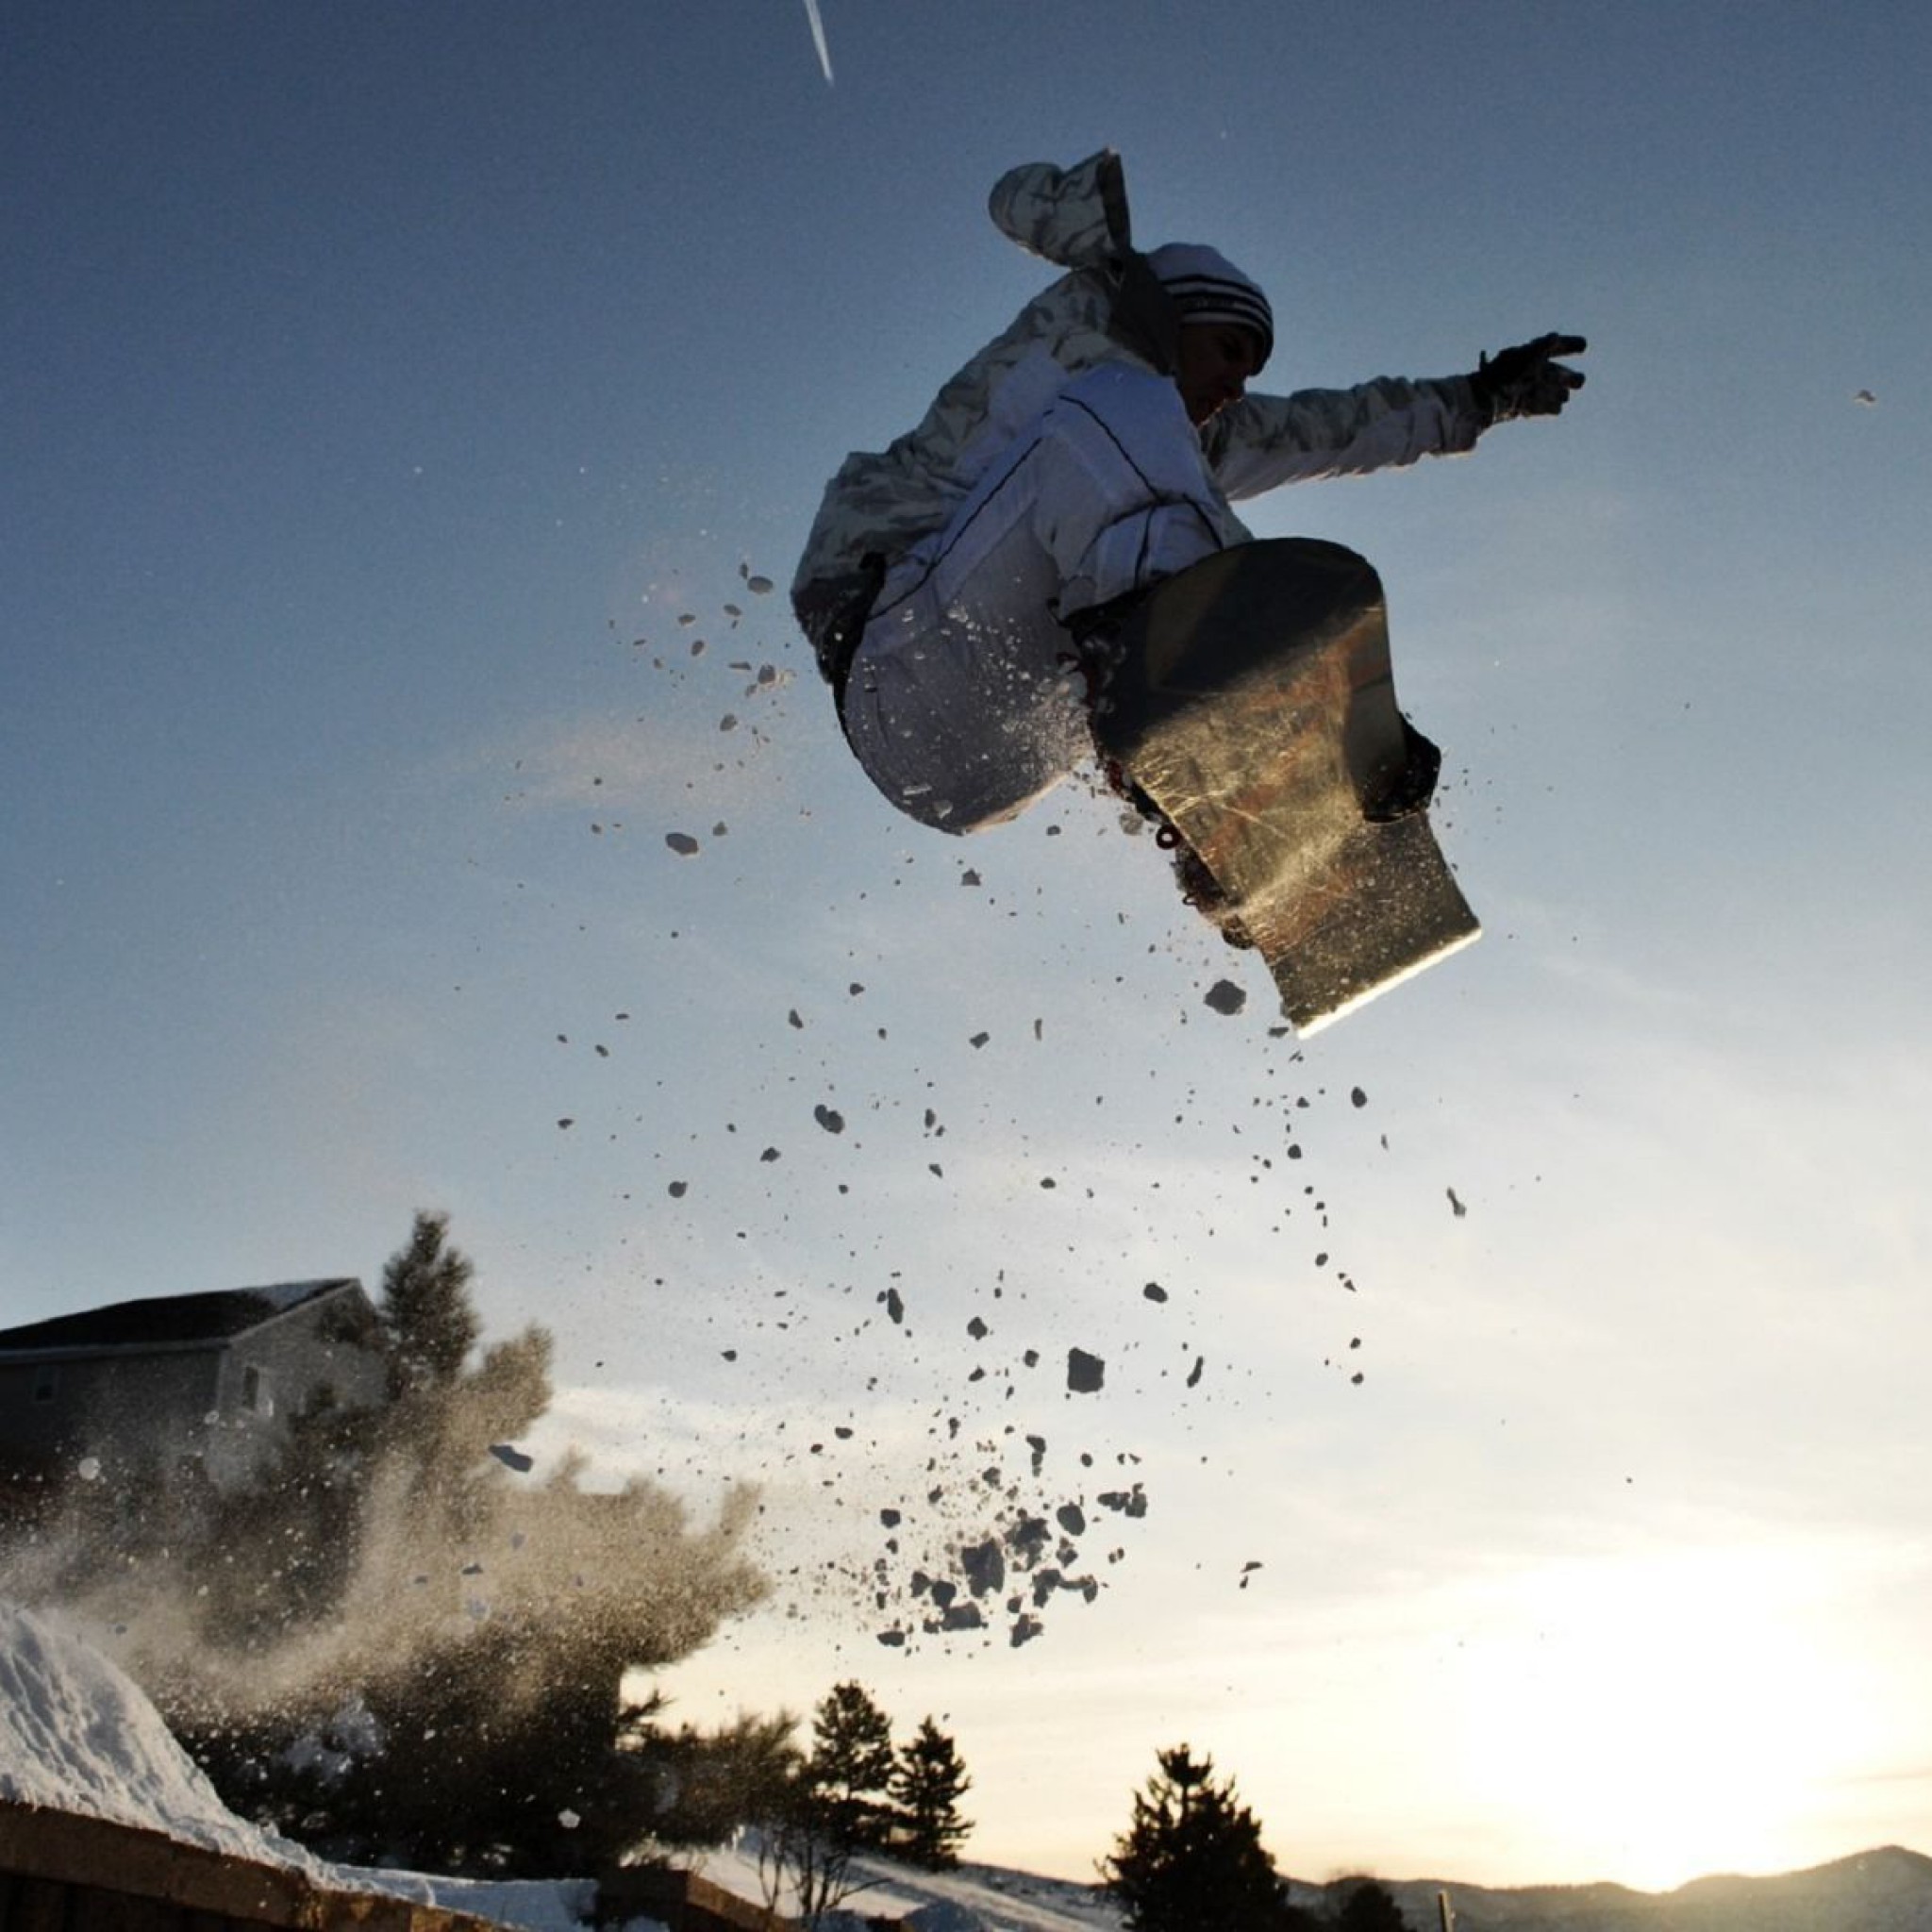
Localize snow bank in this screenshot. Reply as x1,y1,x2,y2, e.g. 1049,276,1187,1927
0,1600,627,1931
0,1599,333,1875
687,1840,1121,1932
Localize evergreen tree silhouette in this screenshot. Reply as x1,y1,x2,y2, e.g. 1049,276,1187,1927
808,1679,897,1851
891,1715,973,1869
377,1208,481,1397
1338,1878,1409,1932
1102,1743,1295,1932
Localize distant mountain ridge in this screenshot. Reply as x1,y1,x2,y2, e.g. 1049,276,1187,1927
1288,1845,1932,1932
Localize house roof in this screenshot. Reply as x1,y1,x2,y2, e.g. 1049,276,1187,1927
0,1280,364,1357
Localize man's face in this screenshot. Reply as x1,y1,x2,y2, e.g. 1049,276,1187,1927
1174,322,1263,425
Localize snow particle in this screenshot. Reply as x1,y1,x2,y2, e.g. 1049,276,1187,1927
1066,1348,1106,1394
665,831,700,857
1203,978,1247,1016
960,1540,1006,1598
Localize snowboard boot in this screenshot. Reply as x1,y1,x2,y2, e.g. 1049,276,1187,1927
1070,594,1257,951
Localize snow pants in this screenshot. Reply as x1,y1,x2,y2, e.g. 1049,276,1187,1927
841,362,1247,834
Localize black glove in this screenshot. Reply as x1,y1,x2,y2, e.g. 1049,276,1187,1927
1469,332,1588,425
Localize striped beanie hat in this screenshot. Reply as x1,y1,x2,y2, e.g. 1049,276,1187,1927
1145,242,1274,371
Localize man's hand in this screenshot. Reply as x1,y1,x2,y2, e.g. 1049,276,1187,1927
1469,332,1588,424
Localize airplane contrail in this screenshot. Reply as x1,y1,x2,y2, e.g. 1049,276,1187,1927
801,0,833,85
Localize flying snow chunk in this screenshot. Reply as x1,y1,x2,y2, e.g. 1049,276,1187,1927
1066,1348,1106,1393
665,831,700,857
488,1442,535,1474
76,1457,101,1483
1204,978,1246,1015
960,1540,1005,1598
814,1103,845,1134
1854,389,1877,406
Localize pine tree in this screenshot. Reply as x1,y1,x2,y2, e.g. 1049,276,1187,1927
891,1715,972,1870
1337,1879,1409,1932
808,1679,898,1852
377,1208,481,1397
1101,1744,1293,1932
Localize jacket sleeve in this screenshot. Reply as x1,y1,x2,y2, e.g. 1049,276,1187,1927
1202,375,1488,500
988,150,1132,270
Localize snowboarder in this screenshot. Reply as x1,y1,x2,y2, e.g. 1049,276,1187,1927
791,148,1584,847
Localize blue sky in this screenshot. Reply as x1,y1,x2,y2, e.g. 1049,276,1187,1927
5,0,1930,1893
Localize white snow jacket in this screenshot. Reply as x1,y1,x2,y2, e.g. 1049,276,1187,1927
791,150,1488,681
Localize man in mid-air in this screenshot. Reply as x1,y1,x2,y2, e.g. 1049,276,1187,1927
791,149,1585,860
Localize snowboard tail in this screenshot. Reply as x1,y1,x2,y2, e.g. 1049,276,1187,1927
1092,539,1479,1032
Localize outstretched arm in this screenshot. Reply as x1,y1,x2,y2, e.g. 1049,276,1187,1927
1203,374,1487,500
1204,333,1588,502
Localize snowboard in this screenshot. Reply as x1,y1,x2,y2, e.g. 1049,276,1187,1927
1090,538,1479,1033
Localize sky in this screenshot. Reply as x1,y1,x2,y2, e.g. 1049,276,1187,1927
4,0,1930,1897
